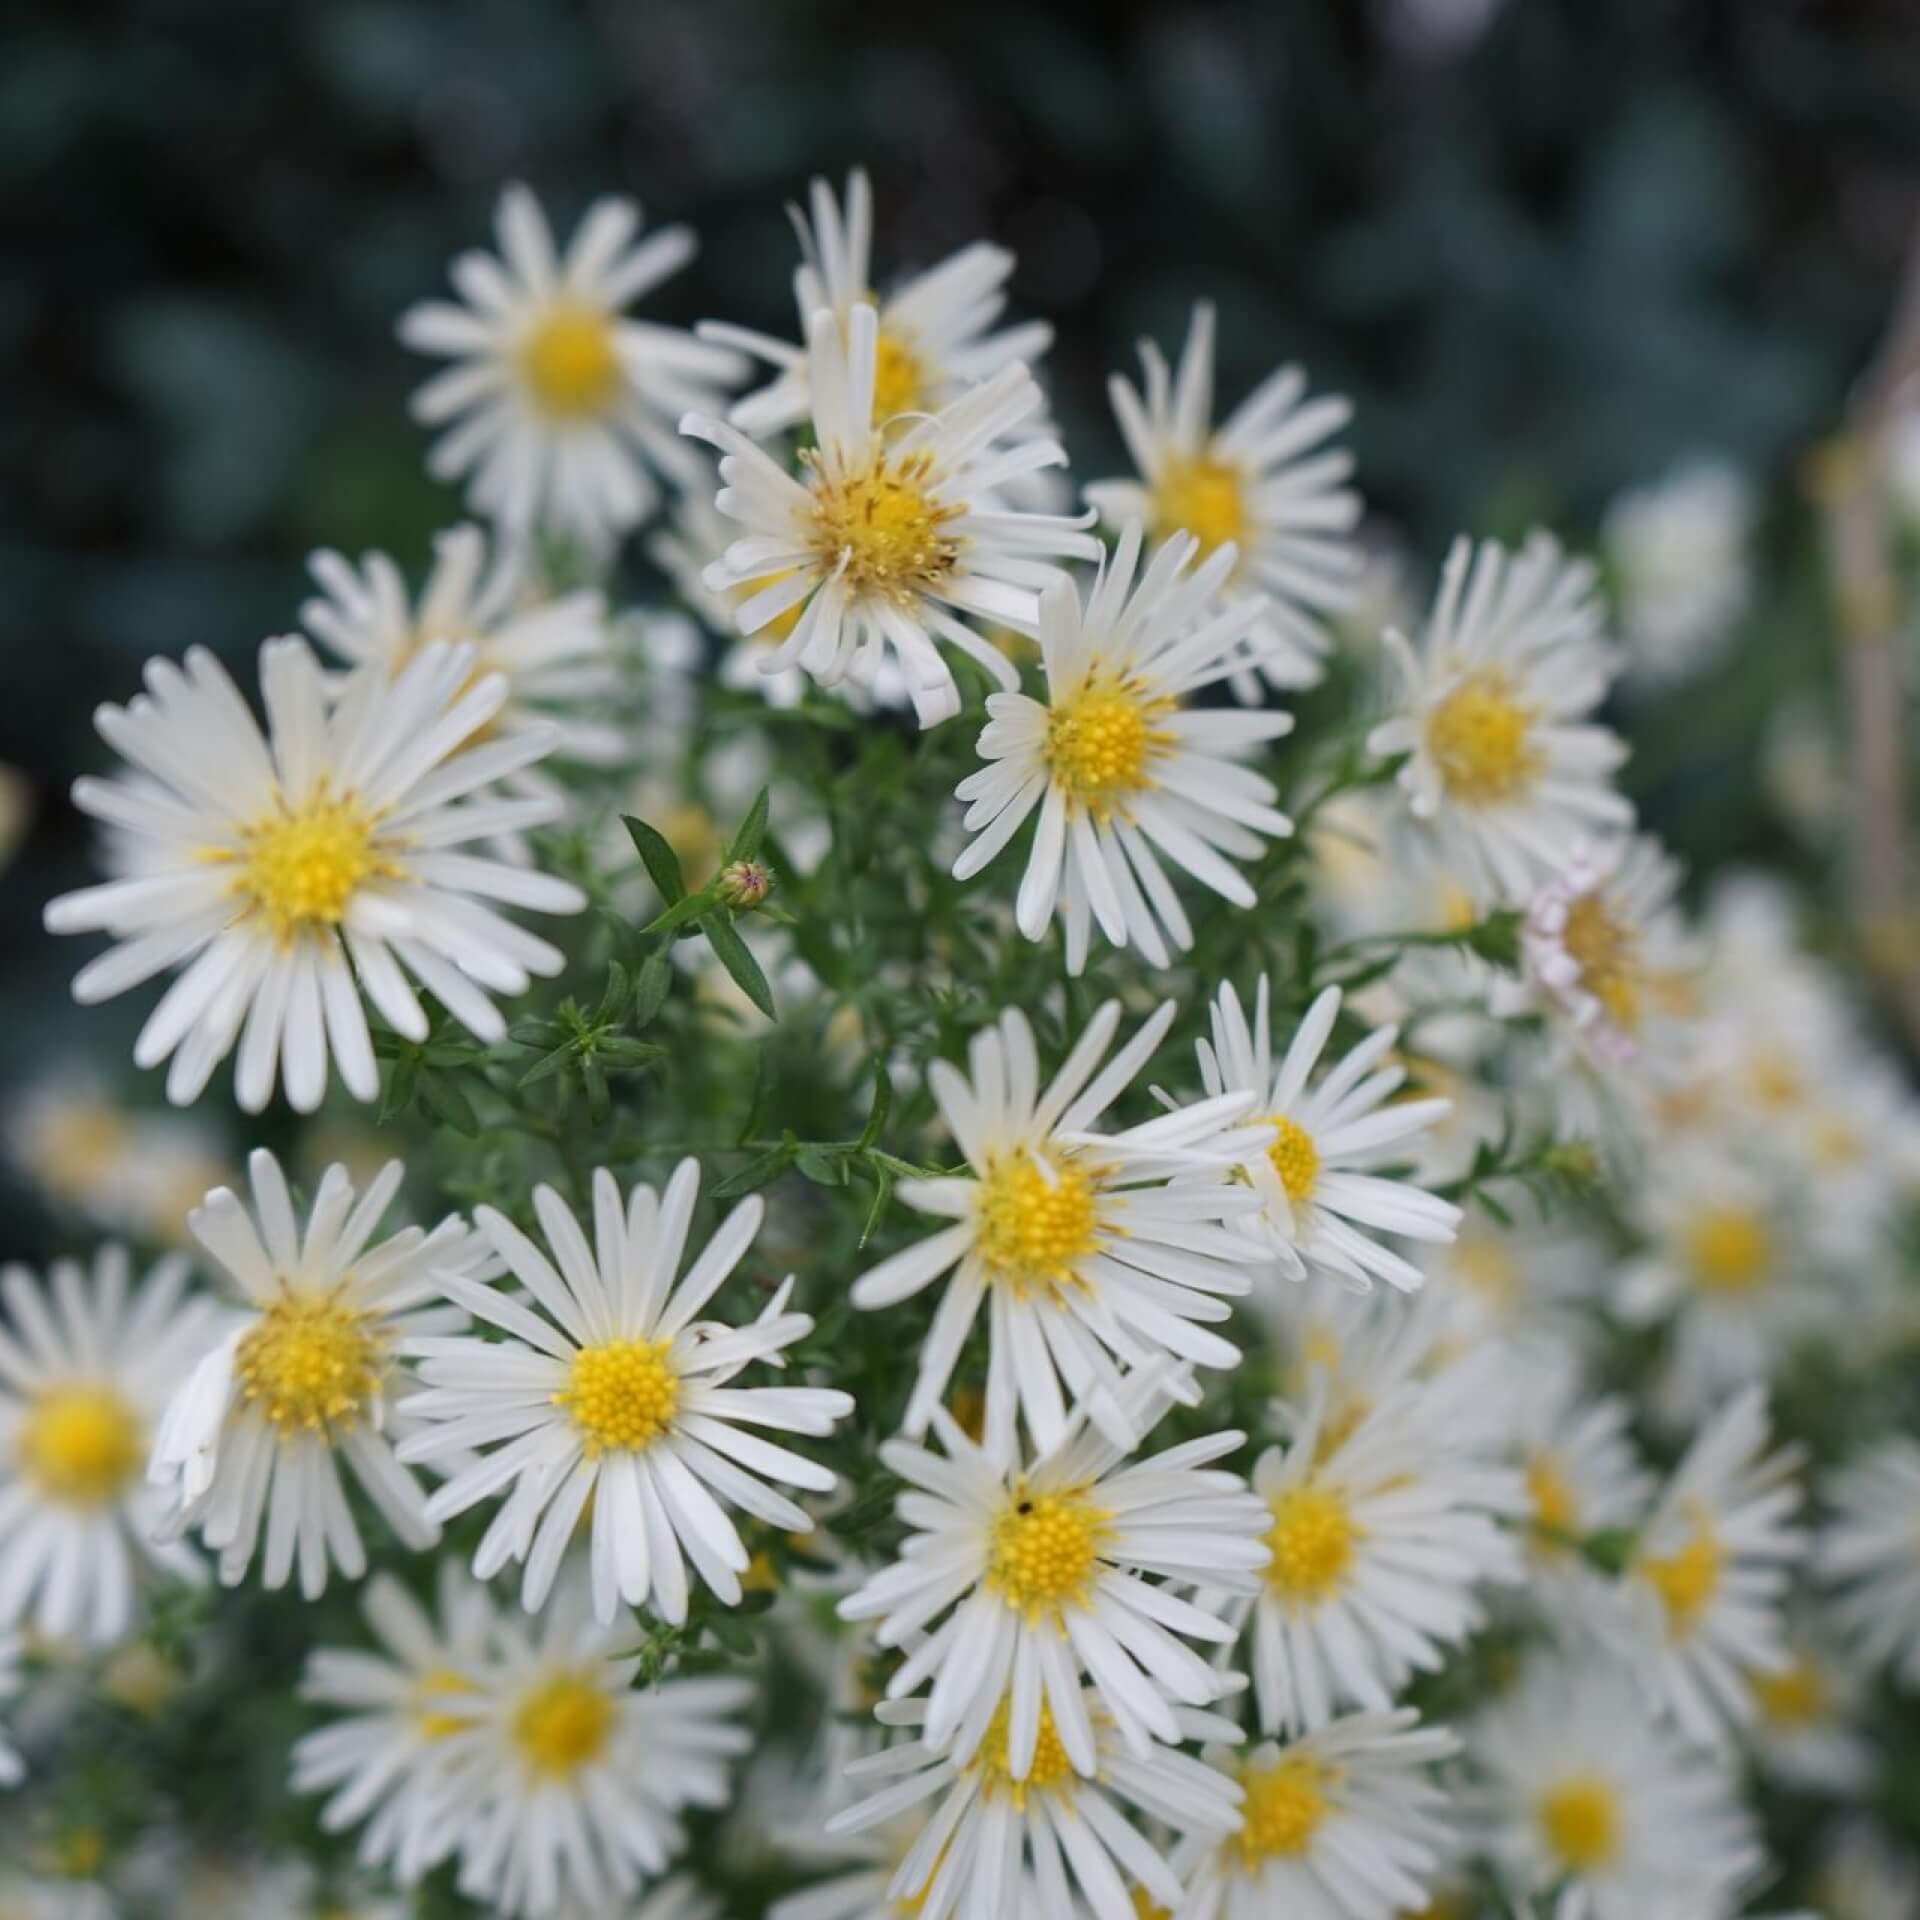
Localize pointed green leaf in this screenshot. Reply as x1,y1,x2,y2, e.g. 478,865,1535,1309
623,814,686,904
726,785,772,863
702,912,776,1020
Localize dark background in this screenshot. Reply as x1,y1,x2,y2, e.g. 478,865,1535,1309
6,0,1919,1097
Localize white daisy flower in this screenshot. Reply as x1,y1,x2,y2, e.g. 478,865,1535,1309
399,184,744,551
1804,1821,1919,1920
400,1160,854,1627
302,523,624,818
1210,1361,1524,1734
1818,1435,1920,1691
1170,1709,1459,1920
550,1882,719,1920
647,467,913,713
824,1689,1243,1920
705,167,1053,449
681,301,1101,728
1506,1357,1652,1636
1511,834,1695,1064
1613,1385,1805,1749
1741,1620,1871,1795
1366,533,1632,901
951,523,1294,973
427,1575,751,1919
1602,457,1752,686
839,1368,1267,1777
1616,1153,1809,1411
291,1562,500,1885
1085,300,1362,696
1472,1656,1763,1920
42,637,586,1113
849,999,1271,1456
0,1634,22,1785
148,1149,487,1597
0,1247,218,1646
1197,979,1462,1292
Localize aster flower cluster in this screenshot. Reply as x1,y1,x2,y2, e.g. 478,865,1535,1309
3,164,1918,1920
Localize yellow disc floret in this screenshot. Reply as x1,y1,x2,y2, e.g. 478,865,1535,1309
975,1697,1078,1807
807,449,960,600
237,793,384,942
1234,1755,1331,1869
413,1665,480,1742
975,1154,1098,1295
1265,1116,1320,1206
1637,1517,1722,1641
988,1485,1111,1618
1684,1207,1770,1296
1425,670,1542,806
1262,1484,1359,1606
1751,1655,1828,1726
511,1669,614,1780
1151,453,1248,558
1560,890,1645,1032
1525,1454,1580,1555
18,1384,143,1506
1538,1774,1622,1874
556,1337,680,1455
236,1292,383,1436
521,302,622,419
872,329,928,421
1046,678,1172,821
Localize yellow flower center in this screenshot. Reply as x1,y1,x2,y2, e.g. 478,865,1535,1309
1684,1207,1770,1295
1425,671,1541,806
18,1384,143,1507
1747,1051,1801,1108
236,793,385,942
28,1101,131,1199
236,1293,383,1436
1407,1896,1470,1920
556,1337,680,1455
974,1154,1099,1295
975,1697,1078,1807
1045,678,1173,821
511,1670,614,1780
1451,1230,1521,1313
1265,1116,1320,1205
1538,1775,1622,1874
872,328,928,421
988,1486,1111,1618
521,302,622,419
1560,890,1644,1032
1234,1755,1331,1869
1751,1655,1828,1726
806,449,960,599
413,1666,480,1742
1151,453,1248,557
1262,1485,1359,1605
52,1826,107,1879
1811,1116,1863,1168
1637,1517,1721,1641
1130,1894,1172,1920
1525,1454,1580,1555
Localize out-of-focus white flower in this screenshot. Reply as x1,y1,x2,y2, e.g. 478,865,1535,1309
1368,533,1629,902
1169,1709,1460,1920
1472,1655,1764,1920
1611,1386,1805,1750
1602,457,1753,684
400,184,744,550
0,1248,218,1646
1818,1435,1920,1693
1087,300,1362,696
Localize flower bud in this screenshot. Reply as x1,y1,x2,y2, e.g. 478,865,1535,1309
716,859,775,912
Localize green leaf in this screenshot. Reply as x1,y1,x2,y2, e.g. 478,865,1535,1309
856,1060,892,1150
594,961,630,1024
712,1144,794,1198
419,1071,480,1137
642,891,714,937
518,1042,577,1090
702,912,776,1019
623,814,686,904
726,785,772,863
631,950,673,1028
795,1146,848,1187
